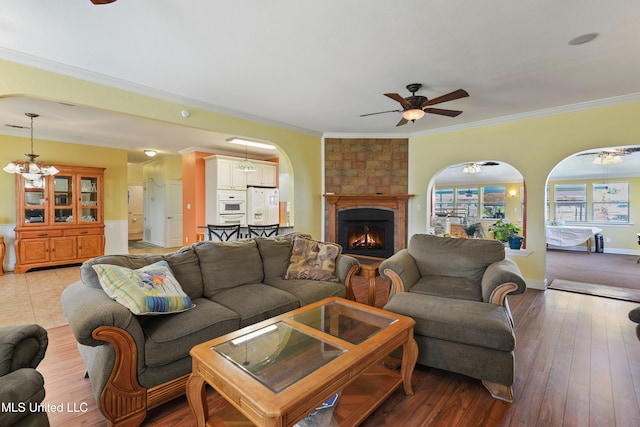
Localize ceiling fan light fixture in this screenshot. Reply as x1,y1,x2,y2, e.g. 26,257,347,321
144,149,157,157
463,163,482,174
592,152,622,165
402,109,425,121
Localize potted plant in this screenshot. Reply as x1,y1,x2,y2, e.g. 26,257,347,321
489,219,522,248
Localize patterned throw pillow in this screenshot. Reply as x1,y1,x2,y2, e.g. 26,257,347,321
92,260,195,315
284,237,342,282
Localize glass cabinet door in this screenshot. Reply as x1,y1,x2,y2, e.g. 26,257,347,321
22,179,47,225
79,176,99,223
54,175,74,223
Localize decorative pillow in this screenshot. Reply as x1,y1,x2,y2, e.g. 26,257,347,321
92,260,195,315
284,237,342,282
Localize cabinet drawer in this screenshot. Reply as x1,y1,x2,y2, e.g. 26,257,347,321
19,230,64,239
64,228,103,237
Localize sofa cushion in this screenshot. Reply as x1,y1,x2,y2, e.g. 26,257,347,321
81,247,204,299
139,298,240,367
255,234,297,280
265,276,347,305
384,292,515,352
284,237,341,282
92,261,195,315
194,239,264,298
408,234,505,283
410,276,482,302
210,283,299,328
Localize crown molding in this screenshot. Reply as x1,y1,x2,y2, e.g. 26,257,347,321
412,92,640,138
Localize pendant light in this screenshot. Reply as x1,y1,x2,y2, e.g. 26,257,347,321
3,113,59,181
237,143,257,172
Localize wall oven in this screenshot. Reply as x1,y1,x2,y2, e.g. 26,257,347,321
218,190,246,214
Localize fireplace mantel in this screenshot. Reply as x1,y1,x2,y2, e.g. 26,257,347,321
324,193,413,253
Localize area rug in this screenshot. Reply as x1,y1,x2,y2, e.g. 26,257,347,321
549,279,640,303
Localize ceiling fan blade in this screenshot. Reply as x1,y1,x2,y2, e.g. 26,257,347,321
360,109,402,117
396,117,408,127
421,89,469,107
91,0,117,4
384,93,412,108
424,107,463,117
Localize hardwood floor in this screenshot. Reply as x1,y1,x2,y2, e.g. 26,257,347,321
33,287,640,426
3,244,640,426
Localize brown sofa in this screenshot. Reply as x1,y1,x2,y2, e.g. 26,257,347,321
380,234,526,402
61,234,359,426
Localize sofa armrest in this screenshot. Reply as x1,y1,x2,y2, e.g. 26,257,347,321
0,324,48,376
379,249,421,296
336,254,360,300
481,258,527,305
61,281,145,348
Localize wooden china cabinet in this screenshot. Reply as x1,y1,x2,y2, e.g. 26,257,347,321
13,165,105,274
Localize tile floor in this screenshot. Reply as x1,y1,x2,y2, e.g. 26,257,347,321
0,243,180,329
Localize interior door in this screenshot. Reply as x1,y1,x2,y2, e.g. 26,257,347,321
165,180,183,247
128,185,143,240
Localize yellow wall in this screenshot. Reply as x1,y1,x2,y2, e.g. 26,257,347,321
0,134,127,222
0,59,323,238
411,100,640,285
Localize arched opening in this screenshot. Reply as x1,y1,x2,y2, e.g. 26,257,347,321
545,146,640,297
427,160,525,247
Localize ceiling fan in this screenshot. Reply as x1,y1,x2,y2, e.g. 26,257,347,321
90,0,117,4
576,147,640,164
361,83,469,127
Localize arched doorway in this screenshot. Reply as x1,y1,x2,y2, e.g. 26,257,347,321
428,160,525,244
545,146,640,296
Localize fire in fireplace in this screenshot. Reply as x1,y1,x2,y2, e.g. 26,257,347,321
337,208,394,258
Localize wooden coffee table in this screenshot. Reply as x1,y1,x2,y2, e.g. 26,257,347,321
187,297,418,427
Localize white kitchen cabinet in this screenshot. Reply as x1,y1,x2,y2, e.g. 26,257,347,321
246,161,277,187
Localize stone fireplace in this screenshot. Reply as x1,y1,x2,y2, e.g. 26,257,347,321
324,138,410,256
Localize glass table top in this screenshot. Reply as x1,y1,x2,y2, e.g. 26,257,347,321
291,301,397,345
212,300,398,393
213,321,345,393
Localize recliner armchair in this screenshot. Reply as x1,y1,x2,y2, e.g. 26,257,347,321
380,234,526,402
0,324,50,427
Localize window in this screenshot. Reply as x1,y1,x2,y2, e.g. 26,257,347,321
592,182,629,223
482,186,506,219
456,188,478,217
434,188,454,215
434,186,509,220
554,184,586,222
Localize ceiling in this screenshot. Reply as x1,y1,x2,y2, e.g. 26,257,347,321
1,1,640,172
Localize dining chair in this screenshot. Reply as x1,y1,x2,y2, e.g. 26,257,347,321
247,224,280,238
206,224,241,241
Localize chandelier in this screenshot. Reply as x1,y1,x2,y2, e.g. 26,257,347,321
3,113,59,181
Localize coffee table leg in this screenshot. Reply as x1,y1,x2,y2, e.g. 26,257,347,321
187,373,208,427
401,334,418,396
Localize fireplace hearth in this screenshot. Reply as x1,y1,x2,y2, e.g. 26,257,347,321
338,208,394,258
